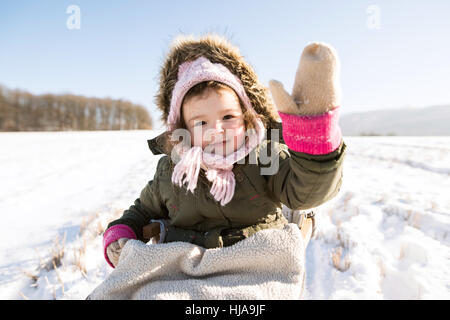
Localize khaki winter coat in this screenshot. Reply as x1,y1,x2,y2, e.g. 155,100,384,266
107,125,346,248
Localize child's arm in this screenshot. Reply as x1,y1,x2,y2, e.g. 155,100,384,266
266,42,345,210
265,130,345,210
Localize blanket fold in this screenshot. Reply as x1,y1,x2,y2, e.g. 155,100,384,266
87,224,306,300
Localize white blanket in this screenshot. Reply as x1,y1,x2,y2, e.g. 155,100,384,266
87,223,306,300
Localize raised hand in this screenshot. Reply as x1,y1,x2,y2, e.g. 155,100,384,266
269,42,341,116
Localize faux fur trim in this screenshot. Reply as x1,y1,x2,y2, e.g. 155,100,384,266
154,32,280,129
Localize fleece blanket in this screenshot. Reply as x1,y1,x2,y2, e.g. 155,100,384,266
87,223,306,300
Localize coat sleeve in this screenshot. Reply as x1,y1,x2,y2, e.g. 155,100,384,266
266,140,346,210
106,156,169,241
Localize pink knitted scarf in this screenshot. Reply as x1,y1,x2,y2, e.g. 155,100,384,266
167,56,266,206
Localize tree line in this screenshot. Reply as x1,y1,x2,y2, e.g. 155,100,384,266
0,85,153,131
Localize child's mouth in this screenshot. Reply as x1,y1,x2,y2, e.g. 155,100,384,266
213,140,227,147
207,140,230,153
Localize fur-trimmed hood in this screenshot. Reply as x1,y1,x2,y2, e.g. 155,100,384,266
154,33,280,130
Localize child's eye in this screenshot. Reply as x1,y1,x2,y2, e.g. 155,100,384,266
194,120,206,127
223,115,234,120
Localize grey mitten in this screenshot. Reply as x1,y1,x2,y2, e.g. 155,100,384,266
106,238,129,267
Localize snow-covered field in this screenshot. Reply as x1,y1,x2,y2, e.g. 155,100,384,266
0,131,449,299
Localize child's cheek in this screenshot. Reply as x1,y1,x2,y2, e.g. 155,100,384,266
229,124,246,151
236,129,247,151
189,126,204,148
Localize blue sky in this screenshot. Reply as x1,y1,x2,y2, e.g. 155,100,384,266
1,0,450,129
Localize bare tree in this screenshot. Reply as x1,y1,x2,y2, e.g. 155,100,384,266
0,85,153,131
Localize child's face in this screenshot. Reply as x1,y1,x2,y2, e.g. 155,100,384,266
182,87,246,156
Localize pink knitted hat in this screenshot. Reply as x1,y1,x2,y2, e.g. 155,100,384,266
167,56,261,131
167,56,265,206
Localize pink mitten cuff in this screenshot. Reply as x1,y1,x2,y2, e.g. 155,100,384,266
278,106,342,155
103,224,137,268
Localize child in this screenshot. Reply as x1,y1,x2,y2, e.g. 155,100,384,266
103,34,346,268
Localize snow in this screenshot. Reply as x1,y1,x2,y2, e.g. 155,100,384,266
0,132,449,299
304,136,450,299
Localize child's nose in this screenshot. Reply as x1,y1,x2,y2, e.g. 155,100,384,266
213,120,225,132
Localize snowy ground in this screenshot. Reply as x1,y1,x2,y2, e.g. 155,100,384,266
0,131,449,300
